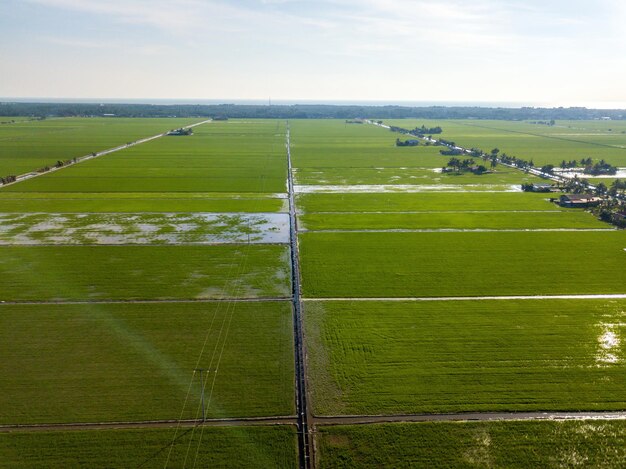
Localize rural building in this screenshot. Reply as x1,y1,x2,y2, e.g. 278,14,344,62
559,194,602,208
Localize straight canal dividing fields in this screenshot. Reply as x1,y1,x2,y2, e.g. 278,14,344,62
1,118,626,467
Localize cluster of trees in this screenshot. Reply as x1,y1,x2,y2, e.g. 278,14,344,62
0,175,17,185
396,138,419,147
412,125,442,135
440,148,463,156
1,102,624,120
529,120,556,126
437,138,456,147
559,158,618,175
444,158,488,174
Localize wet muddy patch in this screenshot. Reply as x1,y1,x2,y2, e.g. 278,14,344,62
0,213,290,245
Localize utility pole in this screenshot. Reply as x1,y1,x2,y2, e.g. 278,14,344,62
194,368,207,422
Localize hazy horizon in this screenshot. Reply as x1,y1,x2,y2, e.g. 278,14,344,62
3,97,626,111
2,0,625,108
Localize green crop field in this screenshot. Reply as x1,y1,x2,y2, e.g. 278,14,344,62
299,231,626,298
0,302,294,423
0,117,202,176
0,192,286,213
1,115,624,467
297,191,564,213
0,245,290,301
384,119,626,167
299,210,605,230
0,426,297,468
317,421,626,468
305,299,626,415
2,120,287,193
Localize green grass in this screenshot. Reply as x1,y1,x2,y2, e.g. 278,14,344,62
0,245,290,301
299,210,606,230
299,231,626,298
317,421,626,468
0,117,202,176
0,426,297,468
297,192,562,213
0,302,294,423
305,299,626,415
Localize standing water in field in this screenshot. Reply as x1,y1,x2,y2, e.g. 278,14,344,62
0,213,290,245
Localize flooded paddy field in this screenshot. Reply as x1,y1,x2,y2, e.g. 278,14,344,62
305,299,626,415
299,231,626,298
0,301,294,423
317,421,626,468
0,212,290,245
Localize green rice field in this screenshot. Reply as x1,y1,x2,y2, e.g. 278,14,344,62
0,245,290,300
0,426,297,468
299,210,605,230
305,299,626,415
0,302,294,423
384,119,626,167
297,191,563,213
0,117,202,176
299,231,626,298
317,421,626,468
2,120,287,193
2,116,625,466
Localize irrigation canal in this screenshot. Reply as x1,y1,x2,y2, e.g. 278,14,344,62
286,123,314,469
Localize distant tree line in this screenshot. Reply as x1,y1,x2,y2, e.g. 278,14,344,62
1,102,624,120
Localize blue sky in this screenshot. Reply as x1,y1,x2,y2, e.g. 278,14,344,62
1,0,625,107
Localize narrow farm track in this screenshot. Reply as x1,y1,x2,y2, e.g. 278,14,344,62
0,119,212,188
299,228,616,233
5,410,626,434
303,294,626,302
0,417,298,433
0,297,291,305
313,411,626,426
